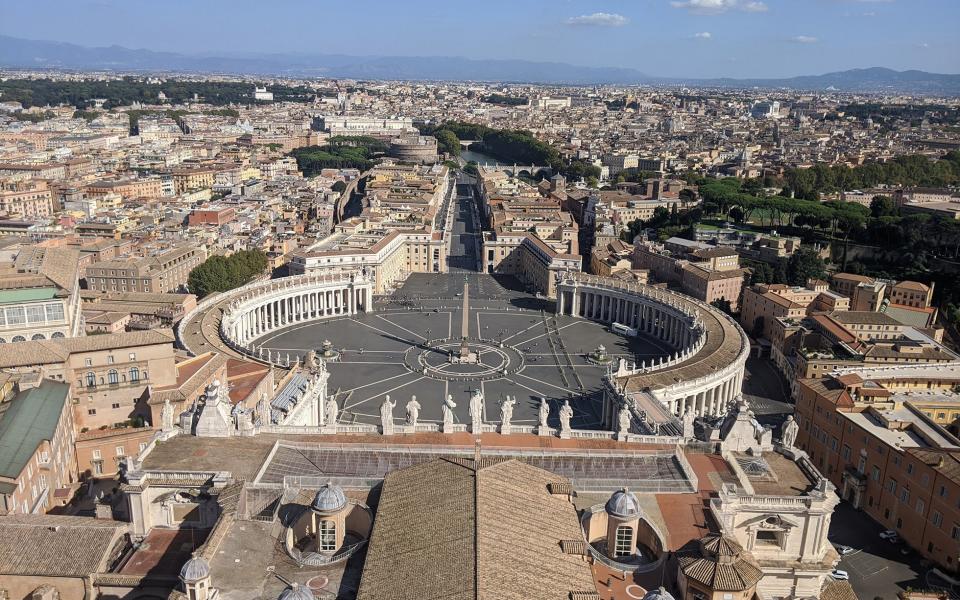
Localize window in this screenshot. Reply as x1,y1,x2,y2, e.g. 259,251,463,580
92,449,101,460
108,369,118,384
115,446,125,457
756,530,779,547
614,525,634,557
952,525,960,541
129,352,136,361
139,442,148,452
107,355,115,364
86,372,96,387
112,403,120,409
87,409,96,416
940,486,948,499
887,479,898,493
85,358,93,367
25,305,45,323
933,511,943,528
319,520,337,551
872,466,880,481
129,367,140,382
901,488,910,503
907,463,914,475
842,445,851,461
917,499,926,514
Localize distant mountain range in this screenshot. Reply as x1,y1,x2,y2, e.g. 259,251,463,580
2,35,959,94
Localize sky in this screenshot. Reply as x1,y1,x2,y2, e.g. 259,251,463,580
1,0,958,78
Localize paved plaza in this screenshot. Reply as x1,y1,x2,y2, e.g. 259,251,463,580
258,273,673,430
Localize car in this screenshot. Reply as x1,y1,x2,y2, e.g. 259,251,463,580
831,570,849,581
879,530,899,541
833,544,855,555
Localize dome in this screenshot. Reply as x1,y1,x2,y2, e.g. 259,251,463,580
179,554,210,582
699,533,744,564
605,487,641,520
642,587,676,600
310,481,347,514
278,583,314,600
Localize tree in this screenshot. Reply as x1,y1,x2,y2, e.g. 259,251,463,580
729,206,746,224
786,248,826,286
331,180,347,193
869,195,896,218
710,298,733,315
433,129,461,157
187,249,268,299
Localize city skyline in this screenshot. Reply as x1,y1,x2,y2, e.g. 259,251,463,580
1,0,958,79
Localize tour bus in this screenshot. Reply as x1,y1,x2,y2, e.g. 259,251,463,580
611,322,638,337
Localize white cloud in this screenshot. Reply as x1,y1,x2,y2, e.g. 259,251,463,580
693,31,713,39
670,0,768,14
566,12,629,27
790,35,819,43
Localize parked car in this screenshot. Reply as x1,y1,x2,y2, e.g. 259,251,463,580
831,570,850,581
834,544,855,555
880,530,899,541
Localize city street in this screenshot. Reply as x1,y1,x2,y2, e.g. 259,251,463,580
829,502,927,599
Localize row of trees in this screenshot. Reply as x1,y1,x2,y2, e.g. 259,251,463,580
0,77,313,109
482,94,527,106
418,121,602,182
780,152,960,200
289,136,389,175
187,250,268,299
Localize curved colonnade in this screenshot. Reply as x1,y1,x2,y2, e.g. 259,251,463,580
556,273,749,428
177,273,374,365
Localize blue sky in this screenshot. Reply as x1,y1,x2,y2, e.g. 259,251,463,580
2,0,958,78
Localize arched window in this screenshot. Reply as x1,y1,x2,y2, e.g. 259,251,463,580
129,367,140,382
51,332,65,338
319,520,336,551
614,524,634,557
0,338,5,344
86,372,96,387
31,333,45,341
108,369,119,384
12,335,26,342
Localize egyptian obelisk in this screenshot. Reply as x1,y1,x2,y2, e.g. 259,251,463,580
459,275,470,358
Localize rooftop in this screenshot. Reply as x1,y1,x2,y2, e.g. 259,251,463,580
0,380,69,479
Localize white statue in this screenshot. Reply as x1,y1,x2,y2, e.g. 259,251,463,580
538,397,550,428
618,404,631,439
380,395,396,435
558,399,573,438
682,409,696,439
406,395,421,427
499,395,516,433
781,415,799,449
325,396,339,427
161,398,174,432
305,350,319,372
469,389,484,433
442,394,457,432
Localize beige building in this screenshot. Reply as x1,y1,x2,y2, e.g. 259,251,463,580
0,180,54,219
0,379,76,515
0,329,177,479
633,237,746,310
85,245,205,294
0,246,83,342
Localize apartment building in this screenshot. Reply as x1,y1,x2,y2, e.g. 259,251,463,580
633,237,747,310
740,281,850,340
85,177,164,200
85,245,205,294
0,180,54,219
0,246,83,342
0,379,76,515
0,330,177,480
794,366,960,573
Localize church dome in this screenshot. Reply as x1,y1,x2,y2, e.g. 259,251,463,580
605,487,641,520
642,587,676,600
310,481,347,514
179,554,210,582
278,583,314,600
